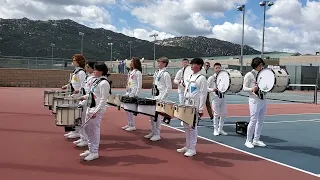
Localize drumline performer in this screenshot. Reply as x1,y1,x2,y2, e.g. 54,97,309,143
73,61,97,147
145,57,172,141
121,57,142,131
177,58,208,157
207,63,227,136
204,62,214,121
77,62,112,161
62,54,87,139
242,57,267,149
173,58,189,104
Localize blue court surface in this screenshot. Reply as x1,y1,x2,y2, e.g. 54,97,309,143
113,90,320,176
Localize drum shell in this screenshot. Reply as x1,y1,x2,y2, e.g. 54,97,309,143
270,68,289,93
43,90,55,106
136,98,156,117
216,69,243,93
55,104,82,127
173,105,196,125
107,94,122,107
120,96,138,113
52,97,78,114
156,101,175,117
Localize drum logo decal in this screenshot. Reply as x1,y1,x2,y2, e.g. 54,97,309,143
263,85,268,91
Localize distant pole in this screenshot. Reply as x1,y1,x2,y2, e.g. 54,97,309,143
149,33,159,70
128,41,132,59
51,43,55,69
79,32,84,54
108,43,113,60
237,5,245,72
260,1,274,59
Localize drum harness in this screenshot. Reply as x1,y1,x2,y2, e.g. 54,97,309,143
251,70,266,100
68,68,85,94
184,74,203,107
151,70,168,98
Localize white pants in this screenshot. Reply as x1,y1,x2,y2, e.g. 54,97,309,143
183,118,198,150
212,97,227,131
84,111,104,153
150,116,162,136
79,105,89,142
178,93,184,104
246,98,267,142
126,111,135,127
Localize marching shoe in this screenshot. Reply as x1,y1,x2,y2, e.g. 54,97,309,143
76,140,88,147
64,132,72,137
177,147,188,153
150,135,161,141
125,126,136,131
144,133,153,139
252,140,266,147
244,141,254,148
122,125,129,130
184,149,196,157
67,132,80,139
73,139,82,144
84,153,99,161
219,129,228,136
213,130,219,136
80,150,90,158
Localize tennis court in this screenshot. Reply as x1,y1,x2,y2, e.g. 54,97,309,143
112,86,320,175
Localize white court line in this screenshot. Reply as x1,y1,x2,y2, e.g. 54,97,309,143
161,123,320,178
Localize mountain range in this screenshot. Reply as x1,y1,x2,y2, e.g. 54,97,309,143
0,18,261,61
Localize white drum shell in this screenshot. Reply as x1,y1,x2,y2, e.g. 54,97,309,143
227,69,243,93
55,105,82,126
121,103,138,112
137,104,156,117
269,68,289,93
107,94,122,106
52,97,77,113
183,65,207,85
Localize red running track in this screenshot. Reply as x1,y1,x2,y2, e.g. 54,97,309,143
0,87,319,180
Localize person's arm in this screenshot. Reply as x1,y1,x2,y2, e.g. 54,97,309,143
198,76,208,114
173,69,182,85
242,73,253,92
207,76,214,92
92,81,110,113
132,71,142,96
160,72,172,99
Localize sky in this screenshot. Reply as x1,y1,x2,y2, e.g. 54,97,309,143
0,0,320,54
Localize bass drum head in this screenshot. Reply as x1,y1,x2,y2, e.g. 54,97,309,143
183,65,207,85
216,70,230,93
257,68,275,92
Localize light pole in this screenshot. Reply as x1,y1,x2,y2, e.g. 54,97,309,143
108,42,113,61
79,32,84,54
128,41,132,59
237,4,245,72
260,1,274,59
51,43,55,68
149,33,158,69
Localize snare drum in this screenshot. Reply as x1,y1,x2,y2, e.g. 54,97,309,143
43,90,70,107
156,100,176,117
120,96,138,114
257,68,289,93
216,69,243,93
52,96,78,114
55,104,82,127
137,98,157,117
173,104,197,126
107,94,122,107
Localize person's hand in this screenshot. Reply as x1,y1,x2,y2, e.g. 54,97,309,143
78,96,85,101
198,110,203,117
252,86,258,92
91,113,97,118
213,88,217,92
61,85,68,90
73,90,79,94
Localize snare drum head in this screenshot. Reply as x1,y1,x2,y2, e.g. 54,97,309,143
216,70,230,92
257,68,275,92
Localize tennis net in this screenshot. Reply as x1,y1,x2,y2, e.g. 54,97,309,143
233,84,319,104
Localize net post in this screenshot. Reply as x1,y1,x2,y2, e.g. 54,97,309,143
314,84,318,105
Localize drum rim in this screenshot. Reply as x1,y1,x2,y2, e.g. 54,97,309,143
257,68,276,92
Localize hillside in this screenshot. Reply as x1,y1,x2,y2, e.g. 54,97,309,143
0,18,260,60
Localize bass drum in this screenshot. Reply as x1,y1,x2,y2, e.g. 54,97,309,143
183,65,207,85
257,68,289,93
216,69,243,93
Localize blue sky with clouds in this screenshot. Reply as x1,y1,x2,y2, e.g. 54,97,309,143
0,0,319,53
